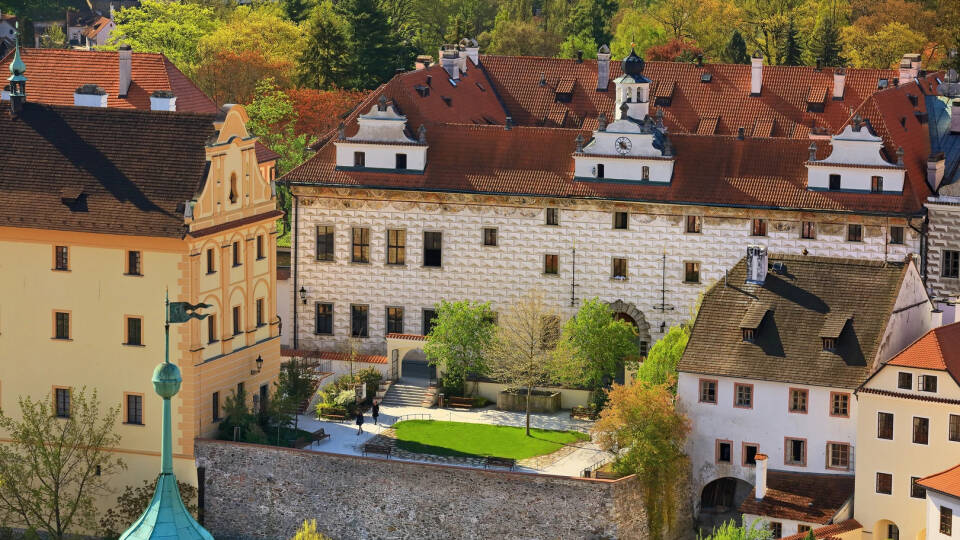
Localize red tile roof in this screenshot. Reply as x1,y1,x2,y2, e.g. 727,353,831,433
918,463,960,498
781,519,862,540
255,141,281,163
385,333,427,341
82,16,112,39
280,348,388,364
739,471,855,524
886,321,960,384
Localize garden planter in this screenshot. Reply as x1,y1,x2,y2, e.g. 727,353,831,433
496,389,561,413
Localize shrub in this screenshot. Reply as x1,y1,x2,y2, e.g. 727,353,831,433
354,367,382,403
333,389,356,409
292,519,333,540
471,396,490,408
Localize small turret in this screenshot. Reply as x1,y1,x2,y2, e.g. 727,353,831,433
7,23,27,117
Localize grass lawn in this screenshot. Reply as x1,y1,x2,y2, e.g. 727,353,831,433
392,419,590,460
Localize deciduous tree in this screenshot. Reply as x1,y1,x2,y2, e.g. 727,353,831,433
283,0,317,23
635,324,689,391
697,519,774,540
842,21,926,69
99,478,199,538
288,87,368,138
611,9,667,60
424,300,496,396
38,24,67,48
195,49,294,106
646,37,703,62
109,0,219,77
292,519,333,540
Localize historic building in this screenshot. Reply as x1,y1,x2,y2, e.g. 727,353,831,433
285,44,938,363
0,45,281,512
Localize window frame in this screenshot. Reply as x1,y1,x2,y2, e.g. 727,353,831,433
949,414,960,443
913,416,929,445
641,165,650,181
395,153,407,170
829,174,841,190
124,315,144,346
350,304,369,338
232,241,241,267
256,235,265,260
212,391,221,423
784,437,807,467
54,245,69,271
889,226,904,245
698,379,717,404
878,411,894,440
944,250,960,279
612,258,628,280
386,229,406,265
255,298,264,327
897,371,913,390
482,227,498,247
788,388,808,414
830,392,850,418
53,310,72,340
232,305,242,336
871,175,884,192
847,223,863,242
941,506,953,536
733,382,754,409
715,439,733,464
826,441,850,471
546,207,559,226
544,254,559,275
206,247,216,274
422,308,438,336
742,443,759,467
126,250,142,276
315,225,335,262
876,472,893,495
910,476,926,499
351,227,370,264
801,221,816,240
54,387,71,419
686,215,702,234
613,212,629,230
751,218,767,237
124,392,144,425
920,374,938,393
207,314,218,344
353,151,365,167
314,303,334,336
768,523,782,538
386,306,404,335
684,261,701,284
423,231,443,268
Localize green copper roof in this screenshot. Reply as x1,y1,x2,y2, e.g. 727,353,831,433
8,24,26,83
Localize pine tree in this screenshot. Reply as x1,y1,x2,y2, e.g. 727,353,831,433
337,0,414,89
723,30,750,64
810,16,844,67
296,1,351,89
283,0,317,23
782,18,803,66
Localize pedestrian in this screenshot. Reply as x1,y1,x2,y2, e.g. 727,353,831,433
355,409,364,435
371,400,380,426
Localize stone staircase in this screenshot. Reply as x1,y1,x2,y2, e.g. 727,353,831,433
381,383,430,407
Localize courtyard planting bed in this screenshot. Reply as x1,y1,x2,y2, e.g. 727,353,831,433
392,419,589,460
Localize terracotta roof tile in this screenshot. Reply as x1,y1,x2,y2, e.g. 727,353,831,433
781,519,862,540
280,348,387,364
696,116,719,135
255,141,281,163
886,321,960,383
386,333,427,341
918,463,960,498
738,471,855,524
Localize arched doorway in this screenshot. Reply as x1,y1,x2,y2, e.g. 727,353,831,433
873,520,900,540
400,349,434,387
608,300,652,356
697,477,754,535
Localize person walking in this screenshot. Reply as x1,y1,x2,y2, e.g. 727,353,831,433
355,409,364,435
371,400,380,426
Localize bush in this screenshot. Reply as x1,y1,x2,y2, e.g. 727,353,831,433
472,396,490,408
292,519,333,540
354,367,382,403
333,389,356,409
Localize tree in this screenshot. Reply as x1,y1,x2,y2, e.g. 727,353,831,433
272,358,316,430
566,0,618,51
195,49,295,106
296,0,351,89
216,387,267,444
782,18,803,66
198,5,305,66
808,15,845,67
697,519,774,540
556,298,637,405
0,388,125,538
646,38,703,62
635,324,689,391
287,87,368,137
484,291,565,436
38,24,67,49
283,0,317,23
423,300,496,396
99,478,199,538
842,21,926,69
723,30,750,64
110,0,219,77
651,0,701,40
485,19,561,57
591,381,690,540
292,519,333,540
610,9,667,60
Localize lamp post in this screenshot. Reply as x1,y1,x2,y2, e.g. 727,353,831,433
299,286,307,304
251,354,263,375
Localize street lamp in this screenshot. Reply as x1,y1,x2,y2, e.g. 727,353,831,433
299,286,307,304
251,354,263,375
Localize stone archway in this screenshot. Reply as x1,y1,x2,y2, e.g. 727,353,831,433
607,300,652,356
385,333,435,384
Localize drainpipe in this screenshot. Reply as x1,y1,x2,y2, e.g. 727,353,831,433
908,214,927,281
292,186,299,350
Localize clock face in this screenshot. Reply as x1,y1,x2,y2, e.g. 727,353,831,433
615,136,632,155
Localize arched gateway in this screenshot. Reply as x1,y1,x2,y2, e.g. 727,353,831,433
385,333,435,384
607,300,652,356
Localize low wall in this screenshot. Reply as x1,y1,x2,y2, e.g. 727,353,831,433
473,381,591,409
195,439,692,540
497,389,562,413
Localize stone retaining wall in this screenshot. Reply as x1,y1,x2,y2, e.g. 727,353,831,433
195,439,692,540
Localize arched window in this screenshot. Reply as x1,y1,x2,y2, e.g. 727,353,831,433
229,173,238,204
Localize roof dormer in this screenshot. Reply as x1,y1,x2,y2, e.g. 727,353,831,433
820,312,852,352
740,303,772,343
573,107,674,183
334,96,428,173
805,117,905,193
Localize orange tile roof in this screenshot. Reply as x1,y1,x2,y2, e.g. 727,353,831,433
82,16,112,39
918,463,960,498
280,348,388,364
781,519,862,540
886,322,960,383
385,333,427,341
739,471,855,524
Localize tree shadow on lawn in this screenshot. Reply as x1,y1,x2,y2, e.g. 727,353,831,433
394,430,589,460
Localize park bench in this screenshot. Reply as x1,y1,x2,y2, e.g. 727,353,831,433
293,428,331,449
319,407,347,422
447,397,474,409
363,443,392,458
570,406,599,421
484,456,516,471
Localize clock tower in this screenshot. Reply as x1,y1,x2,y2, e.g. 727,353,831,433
572,102,675,184
614,48,651,121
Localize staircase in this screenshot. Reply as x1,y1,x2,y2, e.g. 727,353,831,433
381,383,430,407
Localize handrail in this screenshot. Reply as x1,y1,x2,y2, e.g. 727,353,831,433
386,413,431,427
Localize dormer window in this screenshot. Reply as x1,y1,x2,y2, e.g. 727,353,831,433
742,328,756,342
354,152,365,167
871,176,883,192
596,164,605,178
822,337,837,351
829,174,841,190
229,173,238,204
820,312,851,352
740,303,770,343
396,153,407,170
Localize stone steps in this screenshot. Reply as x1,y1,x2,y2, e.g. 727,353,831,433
381,384,429,407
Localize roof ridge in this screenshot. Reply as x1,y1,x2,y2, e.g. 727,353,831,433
768,253,906,267
29,101,217,120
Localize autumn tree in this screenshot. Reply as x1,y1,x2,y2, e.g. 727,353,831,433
697,519,774,540
195,50,294,106
646,38,703,62
423,300,496,396
99,478,199,538
287,87,368,138
110,0,219,77
591,381,690,540
292,519,333,540
0,388,125,538
38,24,67,48
842,21,926,69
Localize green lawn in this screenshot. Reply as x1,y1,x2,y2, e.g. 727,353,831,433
392,420,590,460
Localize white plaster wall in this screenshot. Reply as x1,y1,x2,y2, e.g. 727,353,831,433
473,381,591,409
573,155,673,183
677,373,857,503
743,514,821,538
807,166,904,192
294,196,917,354
927,491,960,540
335,142,426,170
873,263,936,369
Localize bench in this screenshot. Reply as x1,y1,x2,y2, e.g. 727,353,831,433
570,406,599,421
447,397,474,409
484,456,516,470
319,407,347,422
293,428,331,449
593,470,620,480
363,443,392,458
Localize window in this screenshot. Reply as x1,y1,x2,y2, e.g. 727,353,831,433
798,525,812,534
386,307,403,335
126,394,143,425
716,440,732,463
910,477,926,499
55,388,71,418
752,218,767,236
822,337,837,351
742,328,756,342
913,417,929,444
641,166,650,180
876,472,892,494
944,250,960,278
54,245,69,270
950,414,960,442
920,374,938,393
315,303,333,335
888,524,900,540
232,306,241,335
801,221,816,239
395,153,407,170
596,163,605,178
127,251,141,275
353,151,365,167
351,227,370,263
878,412,894,439
684,262,700,283
126,316,142,346
237,382,244,397
612,258,628,279
785,438,806,466
386,229,405,265
847,224,863,242
232,241,241,266
743,444,758,466
827,442,850,469
54,311,70,340
768,523,782,538
256,235,264,260
890,226,904,245
898,372,912,390
423,309,438,336
229,173,238,204
686,215,702,233
316,226,334,261
789,388,808,413
255,298,264,327
613,212,628,230
351,304,368,338
941,506,953,536
699,379,717,404
830,392,850,417
544,254,558,275
206,248,215,274
207,314,217,343
212,392,220,422
871,175,884,192
546,208,559,226
423,232,442,267
829,174,841,190
734,383,753,408
482,228,498,247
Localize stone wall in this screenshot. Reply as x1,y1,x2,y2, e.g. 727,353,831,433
926,201,960,323
195,439,692,540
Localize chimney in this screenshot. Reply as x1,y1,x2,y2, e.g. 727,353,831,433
504,116,513,131
118,44,132,97
750,51,763,96
755,454,768,500
597,44,611,91
462,38,479,66
439,46,460,80
74,84,108,107
150,89,176,111
899,53,921,81
952,99,960,133
414,55,433,70
745,245,768,285
928,152,946,191
576,50,583,63
832,68,846,100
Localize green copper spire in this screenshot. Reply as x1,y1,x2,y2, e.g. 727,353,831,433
120,294,214,540
8,22,26,84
